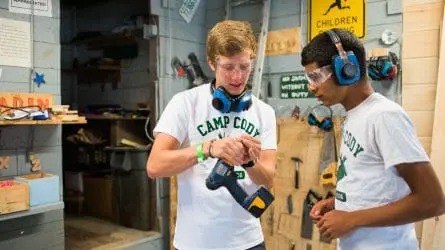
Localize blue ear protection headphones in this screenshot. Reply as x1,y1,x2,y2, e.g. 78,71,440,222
307,104,333,132
210,81,252,113
368,52,398,81
326,30,361,86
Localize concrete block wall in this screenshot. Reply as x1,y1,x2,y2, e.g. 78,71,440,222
61,0,152,111
0,0,65,249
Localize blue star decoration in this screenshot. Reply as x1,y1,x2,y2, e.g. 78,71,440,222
33,72,46,87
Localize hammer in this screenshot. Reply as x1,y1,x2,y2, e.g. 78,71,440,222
291,157,302,189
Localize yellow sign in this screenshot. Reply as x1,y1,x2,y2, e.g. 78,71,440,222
266,27,301,56
308,0,366,41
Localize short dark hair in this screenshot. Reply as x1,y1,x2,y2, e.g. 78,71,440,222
301,29,367,79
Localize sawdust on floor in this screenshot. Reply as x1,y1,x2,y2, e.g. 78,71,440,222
64,215,157,250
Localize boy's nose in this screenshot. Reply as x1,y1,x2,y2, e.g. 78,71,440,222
308,82,318,93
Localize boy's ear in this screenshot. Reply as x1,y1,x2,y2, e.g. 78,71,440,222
207,57,216,71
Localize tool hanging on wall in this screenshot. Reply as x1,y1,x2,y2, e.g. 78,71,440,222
319,130,338,186
171,52,209,89
301,189,323,239
301,189,334,240
291,156,302,188
368,51,399,81
307,104,333,132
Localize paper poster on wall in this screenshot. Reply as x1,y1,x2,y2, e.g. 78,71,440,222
0,18,31,68
8,0,52,17
179,0,201,23
280,73,315,99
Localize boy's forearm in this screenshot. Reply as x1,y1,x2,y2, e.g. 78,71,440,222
350,194,443,228
147,141,211,178
245,160,275,188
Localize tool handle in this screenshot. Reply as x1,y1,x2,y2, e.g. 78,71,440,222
227,181,248,205
295,170,299,188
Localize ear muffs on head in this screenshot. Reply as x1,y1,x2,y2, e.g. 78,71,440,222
325,30,361,86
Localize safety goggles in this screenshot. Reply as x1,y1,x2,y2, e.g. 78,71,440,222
216,60,254,74
305,65,333,87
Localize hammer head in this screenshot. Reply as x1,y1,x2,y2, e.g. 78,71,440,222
291,156,302,163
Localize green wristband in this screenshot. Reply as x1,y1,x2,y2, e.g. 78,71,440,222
196,143,206,161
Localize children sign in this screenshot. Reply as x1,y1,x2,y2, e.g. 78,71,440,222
280,73,315,99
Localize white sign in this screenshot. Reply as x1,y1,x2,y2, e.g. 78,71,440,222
179,0,201,23
9,0,52,17
0,18,31,68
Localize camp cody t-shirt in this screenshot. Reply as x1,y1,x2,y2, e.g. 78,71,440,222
153,83,277,250
335,93,429,250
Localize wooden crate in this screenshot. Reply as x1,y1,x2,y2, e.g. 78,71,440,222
0,180,30,215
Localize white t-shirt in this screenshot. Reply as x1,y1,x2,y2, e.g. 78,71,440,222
153,83,277,250
335,93,429,250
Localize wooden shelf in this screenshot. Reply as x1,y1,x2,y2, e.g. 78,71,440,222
0,201,64,221
0,118,87,126
84,115,147,121
68,29,142,50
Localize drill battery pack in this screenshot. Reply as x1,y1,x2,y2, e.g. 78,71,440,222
245,186,274,218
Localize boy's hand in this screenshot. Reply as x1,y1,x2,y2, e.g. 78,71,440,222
210,137,248,165
239,134,261,164
317,210,358,240
310,197,335,222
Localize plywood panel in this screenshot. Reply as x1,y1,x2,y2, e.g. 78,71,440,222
402,57,439,85
402,84,437,111
406,111,434,137
403,2,444,31
261,117,342,250
419,137,433,156
404,0,444,7
402,30,440,59
421,4,445,250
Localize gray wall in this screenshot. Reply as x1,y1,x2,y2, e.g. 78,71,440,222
205,0,403,117
0,0,64,249
153,0,402,117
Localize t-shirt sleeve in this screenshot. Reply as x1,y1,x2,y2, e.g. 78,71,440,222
153,93,188,145
260,105,277,150
374,110,429,169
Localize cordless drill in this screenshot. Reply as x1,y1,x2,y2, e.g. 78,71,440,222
205,159,274,218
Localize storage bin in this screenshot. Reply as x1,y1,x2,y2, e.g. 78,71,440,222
0,180,29,215
15,173,60,207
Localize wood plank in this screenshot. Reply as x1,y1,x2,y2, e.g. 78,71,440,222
419,137,433,156
402,29,440,59
402,57,439,85
402,84,437,111
404,0,444,8
406,111,434,137
421,4,445,249
403,2,444,31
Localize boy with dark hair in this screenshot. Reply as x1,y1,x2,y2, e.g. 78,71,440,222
303,28,445,250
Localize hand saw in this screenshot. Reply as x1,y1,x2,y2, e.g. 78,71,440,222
319,130,337,186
